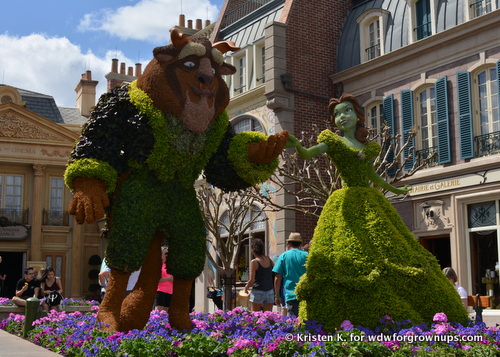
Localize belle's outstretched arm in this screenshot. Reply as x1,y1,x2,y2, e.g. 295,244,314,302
286,134,329,159
367,165,411,195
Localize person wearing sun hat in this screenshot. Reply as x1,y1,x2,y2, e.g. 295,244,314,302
272,232,308,316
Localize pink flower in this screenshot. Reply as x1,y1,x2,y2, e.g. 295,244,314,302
433,312,448,322
340,320,353,330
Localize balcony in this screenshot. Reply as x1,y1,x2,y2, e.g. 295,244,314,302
43,209,70,226
414,22,431,40
415,146,439,168
475,131,500,158
365,43,381,61
0,208,29,225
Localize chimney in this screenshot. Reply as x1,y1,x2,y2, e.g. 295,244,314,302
205,20,211,27
179,14,185,27
135,63,142,77
120,62,126,74
196,19,202,30
187,19,193,29
111,58,119,73
127,67,133,76
75,70,98,117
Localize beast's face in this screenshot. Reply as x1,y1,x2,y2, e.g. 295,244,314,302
137,28,238,133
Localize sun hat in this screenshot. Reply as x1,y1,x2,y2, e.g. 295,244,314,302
287,232,303,243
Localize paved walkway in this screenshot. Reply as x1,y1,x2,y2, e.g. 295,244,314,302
0,329,60,356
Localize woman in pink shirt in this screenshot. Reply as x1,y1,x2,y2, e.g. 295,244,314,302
155,246,173,311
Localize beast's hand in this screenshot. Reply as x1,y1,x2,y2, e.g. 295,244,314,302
248,131,289,164
68,177,110,224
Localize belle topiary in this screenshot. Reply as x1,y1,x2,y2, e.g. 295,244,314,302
64,28,288,332
286,93,468,332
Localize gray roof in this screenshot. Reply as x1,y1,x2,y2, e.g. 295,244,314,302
337,0,468,71
1,85,87,126
220,0,284,46
58,107,89,126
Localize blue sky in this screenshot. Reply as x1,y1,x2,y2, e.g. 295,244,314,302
0,0,225,107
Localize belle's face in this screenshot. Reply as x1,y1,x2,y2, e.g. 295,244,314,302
334,102,358,131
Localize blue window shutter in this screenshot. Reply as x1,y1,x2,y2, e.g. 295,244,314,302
435,76,451,164
383,94,396,175
400,90,414,171
456,71,474,159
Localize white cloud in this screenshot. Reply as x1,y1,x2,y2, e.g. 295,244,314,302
78,0,219,43
0,33,140,107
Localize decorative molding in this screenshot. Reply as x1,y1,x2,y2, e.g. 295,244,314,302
41,149,71,157
0,112,59,140
33,164,47,176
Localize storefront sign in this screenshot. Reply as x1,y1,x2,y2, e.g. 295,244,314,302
409,168,500,196
0,225,29,240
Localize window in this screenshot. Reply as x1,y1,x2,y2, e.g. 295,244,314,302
469,0,493,19
474,66,500,157
365,102,383,144
357,10,388,62
467,200,500,304
44,177,68,226
234,56,246,94
0,174,25,223
367,20,381,60
415,87,439,167
415,0,432,40
232,116,264,134
255,43,265,84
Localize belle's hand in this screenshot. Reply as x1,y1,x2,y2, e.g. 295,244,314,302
68,177,109,224
285,134,300,148
395,185,412,195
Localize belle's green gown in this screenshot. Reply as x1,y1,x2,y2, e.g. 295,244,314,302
296,130,468,331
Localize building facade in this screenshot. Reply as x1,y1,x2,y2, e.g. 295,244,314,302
0,73,104,300
209,0,500,316
331,0,500,317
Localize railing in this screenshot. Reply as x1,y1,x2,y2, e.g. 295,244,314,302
470,0,492,18
365,43,381,61
43,209,70,226
221,0,274,28
475,131,500,158
415,146,439,168
414,22,431,40
0,208,29,225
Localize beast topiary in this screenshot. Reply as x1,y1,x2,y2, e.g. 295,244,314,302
64,28,288,332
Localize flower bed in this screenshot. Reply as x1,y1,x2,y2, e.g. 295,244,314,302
1,306,499,356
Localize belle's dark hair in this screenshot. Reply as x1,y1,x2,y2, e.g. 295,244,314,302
328,93,369,143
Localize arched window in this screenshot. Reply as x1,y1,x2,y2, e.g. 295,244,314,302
357,10,389,63
232,116,264,134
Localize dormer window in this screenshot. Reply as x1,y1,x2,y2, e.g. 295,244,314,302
415,0,432,40
357,10,389,63
407,0,436,43
468,0,495,19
